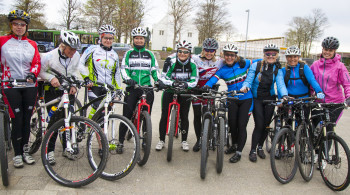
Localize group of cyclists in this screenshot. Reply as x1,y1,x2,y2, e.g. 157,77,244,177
1,9,350,170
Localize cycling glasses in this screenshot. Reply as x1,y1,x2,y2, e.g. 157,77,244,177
204,49,216,53
12,22,27,27
178,50,190,54
224,53,237,57
103,37,114,40
265,52,277,57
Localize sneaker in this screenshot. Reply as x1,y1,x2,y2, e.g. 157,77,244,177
193,140,201,152
62,149,74,160
116,144,124,154
317,159,327,170
22,153,35,165
181,141,189,151
155,141,165,151
13,155,24,168
257,148,266,159
48,151,56,165
314,155,318,164
225,145,237,154
229,153,241,163
249,152,257,162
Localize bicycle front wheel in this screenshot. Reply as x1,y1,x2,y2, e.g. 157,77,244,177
167,108,176,162
41,116,108,188
95,114,140,180
200,118,210,179
295,122,314,181
270,127,297,184
0,112,9,186
216,117,224,174
28,103,42,155
138,111,152,166
319,134,350,191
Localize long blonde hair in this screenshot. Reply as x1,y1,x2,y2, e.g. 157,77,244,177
200,49,217,62
258,53,280,81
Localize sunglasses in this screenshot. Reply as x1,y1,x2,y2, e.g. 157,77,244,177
204,49,216,53
265,52,277,57
178,50,190,54
12,22,27,27
224,53,237,57
103,37,114,40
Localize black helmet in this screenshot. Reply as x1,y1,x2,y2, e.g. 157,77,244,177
322,36,339,49
8,9,30,24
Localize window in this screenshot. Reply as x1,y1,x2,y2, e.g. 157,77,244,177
159,30,164,35
188,32,192,38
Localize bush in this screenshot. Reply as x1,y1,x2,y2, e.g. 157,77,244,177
166,47,173,52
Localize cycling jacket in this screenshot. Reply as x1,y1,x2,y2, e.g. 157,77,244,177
121,46,160,86
0,34,41,88
80,45,121,89
310,54,350,103
191,55,223,88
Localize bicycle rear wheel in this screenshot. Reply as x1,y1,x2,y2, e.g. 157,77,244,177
167,108,176,162
94,114,140,180
270,127,297,184
200,118,210,179
216,117,224,174
319,134,350,191
0,112,9,186
295,122,314,181
28,103,42,155
137,111,152,166
41,116,108,187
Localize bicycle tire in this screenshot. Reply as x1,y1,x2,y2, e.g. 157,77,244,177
167,109,176,162
4,112,11,150
41,116,108,187
28,103,42,155
74,98,84,117
137,111,152,166
270,127,297,184
295,122,314,181
200,118,210,179
266,112,279,153
94,114,140,180
216,117,224,174
319,134,350,191
0,112,9,186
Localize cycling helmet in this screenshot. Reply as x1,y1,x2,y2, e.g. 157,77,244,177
263,43,279,52
8,9,30,24
202,38,219,50
60,30,81,49
322,36,339,49
131,27,147,37
176,40,192,51
98,24,116,35
223,43,238,53
285,46,301,56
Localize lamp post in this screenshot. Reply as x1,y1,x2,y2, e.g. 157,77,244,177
244,9,250,59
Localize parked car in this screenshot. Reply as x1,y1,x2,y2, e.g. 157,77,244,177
112,43,132,62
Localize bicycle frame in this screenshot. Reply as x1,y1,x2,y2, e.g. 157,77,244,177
133,92,150,134
166,93,180,135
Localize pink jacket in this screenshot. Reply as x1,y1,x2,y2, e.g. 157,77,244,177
310,54,350,103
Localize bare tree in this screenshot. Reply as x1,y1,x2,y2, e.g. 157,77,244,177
14,0,47,29
61,0,81,30
168,0,193,49
195,0,233,45
83,0,118,31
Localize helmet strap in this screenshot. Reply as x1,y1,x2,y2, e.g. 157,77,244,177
58,47,68,59
100,43,112,51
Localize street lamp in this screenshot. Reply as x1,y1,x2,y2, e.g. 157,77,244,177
244,9,250,59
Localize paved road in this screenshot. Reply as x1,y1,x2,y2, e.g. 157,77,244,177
1,83,350,194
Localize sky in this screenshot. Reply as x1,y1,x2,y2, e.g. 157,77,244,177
3,0,350,52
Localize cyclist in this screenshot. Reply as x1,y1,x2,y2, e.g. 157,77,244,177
203,43,252,163
155,40,198,151
80,24,122,119
1,10,41,168
40,31,86,165
241,44,286,162
118,27,160,154
310,37,350,135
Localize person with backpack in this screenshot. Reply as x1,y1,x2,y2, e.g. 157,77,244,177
240,44,287,162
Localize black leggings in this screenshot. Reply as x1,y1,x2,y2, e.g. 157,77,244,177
228,98,252,152
250,97,275,152
119,87,154,144
159,91,191,142
312,104,344,133
192,104,202,142
3,87,37,156
88,86,107,109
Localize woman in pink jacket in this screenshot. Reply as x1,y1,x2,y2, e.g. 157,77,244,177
310,36,350,130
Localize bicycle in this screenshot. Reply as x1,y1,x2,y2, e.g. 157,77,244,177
310,102,350,191
0,78,27,186
264,102,284,154
40,69,108,187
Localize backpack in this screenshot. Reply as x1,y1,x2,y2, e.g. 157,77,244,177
284,62,309,88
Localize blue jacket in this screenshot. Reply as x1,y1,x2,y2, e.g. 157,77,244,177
205,59,253,100
242,61,287,98
279,63,323,98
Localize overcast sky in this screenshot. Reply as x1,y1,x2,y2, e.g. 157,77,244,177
3,0,350,52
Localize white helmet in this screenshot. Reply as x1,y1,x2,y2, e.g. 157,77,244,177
223,43,238,53
98,24,116,35
263,43,279,52
176,40,192,51
285,46,301,56
131,27,147,37
60,30,81,49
